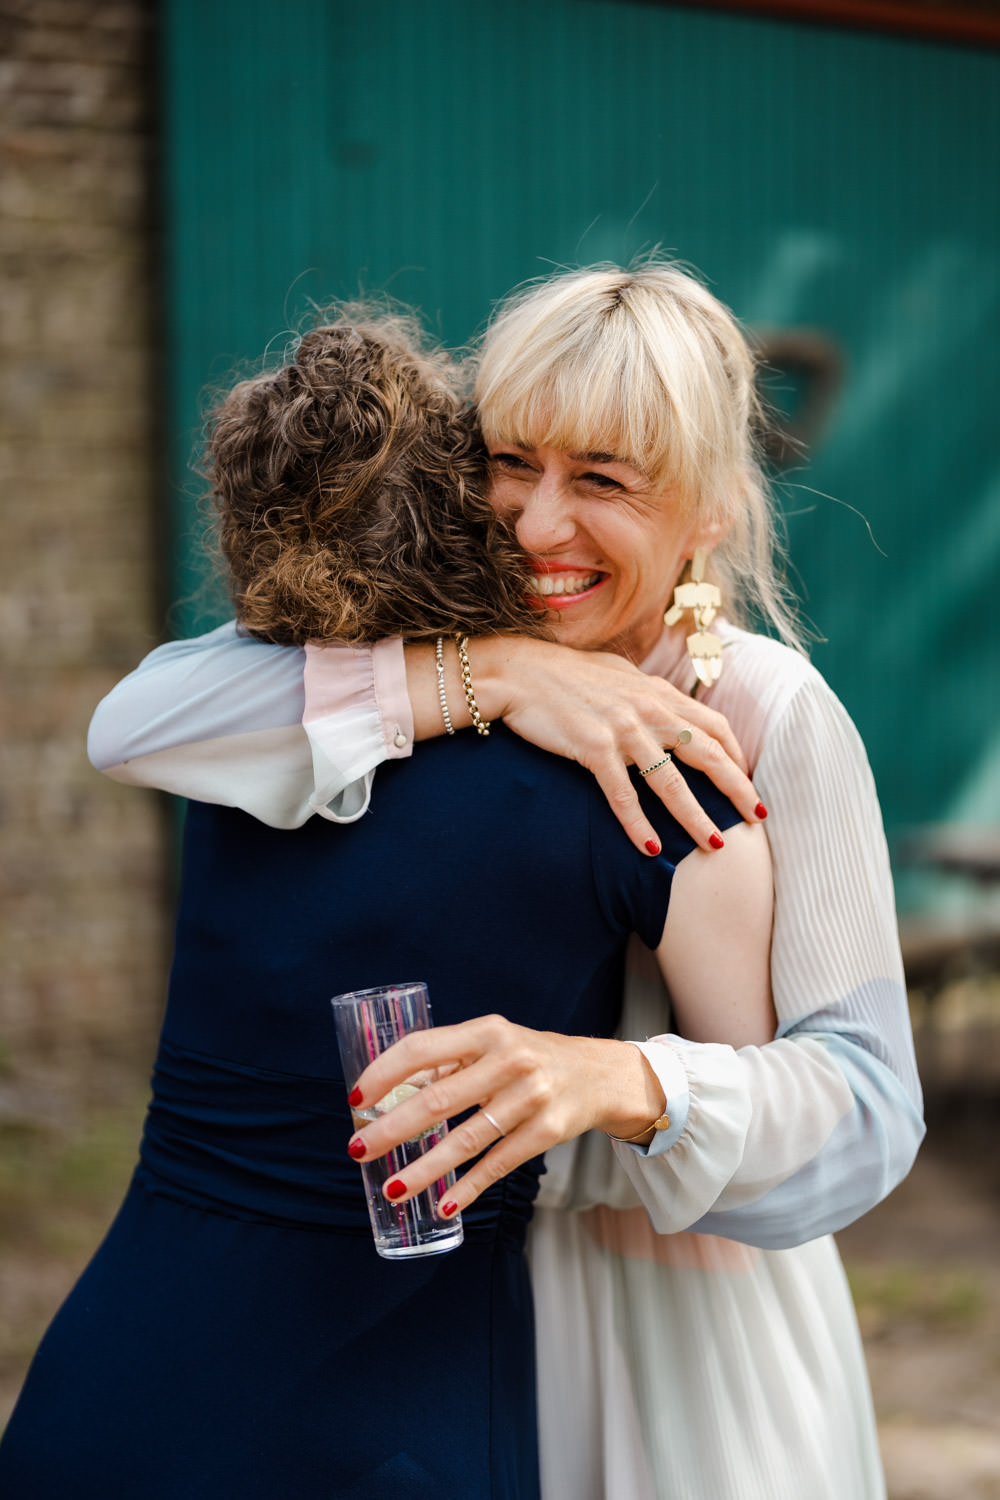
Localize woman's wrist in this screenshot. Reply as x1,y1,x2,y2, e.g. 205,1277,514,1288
405,634,537,741
404,639,466,740
455,633,531,725
601,1040,669,1143
568,1036,668,1144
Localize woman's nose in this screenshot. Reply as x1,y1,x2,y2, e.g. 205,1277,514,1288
511,473,577,553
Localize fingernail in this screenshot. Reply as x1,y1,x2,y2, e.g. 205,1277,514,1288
645,838,661,855
347,1137,366,1160
385,1179,407,1201
439,1200,459,1218
755,802,768,820
708,832,725,850
347,1087,363,1107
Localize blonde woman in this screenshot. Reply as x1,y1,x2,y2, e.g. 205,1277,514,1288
87,263,922,1498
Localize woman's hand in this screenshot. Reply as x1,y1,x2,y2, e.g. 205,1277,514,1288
346,1017,665,1218
471,637,764,855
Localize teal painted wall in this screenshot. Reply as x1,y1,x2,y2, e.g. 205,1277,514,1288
161,0,1000,858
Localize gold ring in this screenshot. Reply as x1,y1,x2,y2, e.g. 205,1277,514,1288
639,753,673,778
674,728,693,746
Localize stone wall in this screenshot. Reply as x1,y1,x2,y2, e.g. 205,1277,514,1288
0,0,168,1101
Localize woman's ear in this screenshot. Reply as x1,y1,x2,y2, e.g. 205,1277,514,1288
685,515,730,560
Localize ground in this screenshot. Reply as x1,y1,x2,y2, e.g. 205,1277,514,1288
836,1091,1000,1500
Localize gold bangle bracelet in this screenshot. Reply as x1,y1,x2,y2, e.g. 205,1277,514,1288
607,1112,672,1144
455,635,491,737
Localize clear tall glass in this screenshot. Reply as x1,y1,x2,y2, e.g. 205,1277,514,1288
330,981,463,1260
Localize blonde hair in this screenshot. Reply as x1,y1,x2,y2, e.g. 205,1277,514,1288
473,260,802,649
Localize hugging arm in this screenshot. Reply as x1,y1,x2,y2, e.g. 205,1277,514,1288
87,624,412,827
565,673,925,1247
88,627,762,849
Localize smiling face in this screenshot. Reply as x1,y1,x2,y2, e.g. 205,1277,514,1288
472,264,790,655
487,441,706,660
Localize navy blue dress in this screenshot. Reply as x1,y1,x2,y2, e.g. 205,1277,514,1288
0,728,740,1499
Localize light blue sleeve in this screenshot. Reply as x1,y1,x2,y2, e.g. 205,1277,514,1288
87,622,381,827
609,671,925,1247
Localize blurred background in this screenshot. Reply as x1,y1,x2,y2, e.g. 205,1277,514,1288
1,1,999,1493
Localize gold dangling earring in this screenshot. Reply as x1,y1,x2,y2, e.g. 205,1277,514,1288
663,547,723,687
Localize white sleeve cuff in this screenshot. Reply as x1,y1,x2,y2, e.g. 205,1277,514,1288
613,1039,692,1155
304,638,414,820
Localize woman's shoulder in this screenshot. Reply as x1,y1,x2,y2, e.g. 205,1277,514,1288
718,620,822,692
708,623,850,772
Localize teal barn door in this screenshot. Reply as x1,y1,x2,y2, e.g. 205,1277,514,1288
161,0,1000,865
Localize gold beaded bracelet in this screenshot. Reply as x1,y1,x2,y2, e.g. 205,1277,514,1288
455,635,491,737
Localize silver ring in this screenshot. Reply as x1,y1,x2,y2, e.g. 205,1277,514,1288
480,1108,505,1139
639,753,673,778
674,728,693,747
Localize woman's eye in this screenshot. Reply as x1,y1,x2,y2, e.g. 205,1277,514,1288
580,471,622,491
491,452,532,473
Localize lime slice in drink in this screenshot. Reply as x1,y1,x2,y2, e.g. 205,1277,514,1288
374,1082,422,1114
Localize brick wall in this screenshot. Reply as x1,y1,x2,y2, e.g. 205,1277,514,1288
0,0,168,1101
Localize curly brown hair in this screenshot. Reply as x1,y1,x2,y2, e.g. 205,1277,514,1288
207,308,544,646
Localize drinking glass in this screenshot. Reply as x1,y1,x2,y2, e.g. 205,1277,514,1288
330,981,463,1260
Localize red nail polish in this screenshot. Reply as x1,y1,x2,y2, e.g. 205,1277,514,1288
347,1087,363,1108
347,1137,366,1160
709,832,725,850
755,802,768,820
385,1179,407,1201
440,1200,459,1218
645,838,661,855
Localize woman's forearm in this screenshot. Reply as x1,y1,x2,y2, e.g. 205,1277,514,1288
90,626,762,851
86,630,491,819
